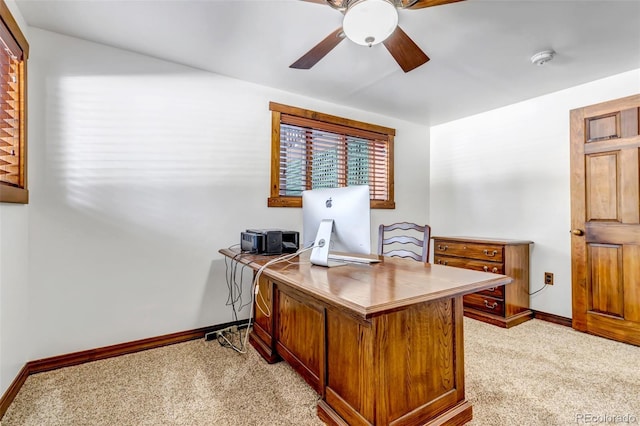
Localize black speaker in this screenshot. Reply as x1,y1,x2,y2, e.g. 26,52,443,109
240,232,263,253
264,230,283,254
281,231,300,253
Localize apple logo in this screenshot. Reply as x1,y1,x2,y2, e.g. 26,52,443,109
325,197,332,208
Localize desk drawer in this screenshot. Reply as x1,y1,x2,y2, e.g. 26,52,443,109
434,256,504,274
434,241,504,262
464,293,505,316
477,285,504,299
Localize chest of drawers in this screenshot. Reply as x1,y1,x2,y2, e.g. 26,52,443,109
432,236,533,328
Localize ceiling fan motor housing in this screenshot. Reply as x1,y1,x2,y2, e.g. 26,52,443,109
342,0,399,46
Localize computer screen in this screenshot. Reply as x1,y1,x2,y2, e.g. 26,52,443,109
302,185,371,266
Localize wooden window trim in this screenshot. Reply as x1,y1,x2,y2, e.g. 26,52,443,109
268,102,395,209
0,0,28,204
270,102,395,136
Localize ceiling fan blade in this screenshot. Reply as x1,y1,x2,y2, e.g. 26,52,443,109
290,27,345,69
382,26,430,73
405,0,464,9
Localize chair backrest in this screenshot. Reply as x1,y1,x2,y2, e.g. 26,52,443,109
377,222,431,263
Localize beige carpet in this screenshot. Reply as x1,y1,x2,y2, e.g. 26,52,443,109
2,318,639,425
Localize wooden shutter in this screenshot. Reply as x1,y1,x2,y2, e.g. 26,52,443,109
0,20,21,187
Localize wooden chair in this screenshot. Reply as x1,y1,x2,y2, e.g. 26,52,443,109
377,222,431,263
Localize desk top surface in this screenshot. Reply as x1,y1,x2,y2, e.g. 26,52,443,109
219,248,512,319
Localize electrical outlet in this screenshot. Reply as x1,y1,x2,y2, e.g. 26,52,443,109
215,326,233,338
206,325,236,340
544,272,554,285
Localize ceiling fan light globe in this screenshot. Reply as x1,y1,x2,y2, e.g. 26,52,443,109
343,0,398,46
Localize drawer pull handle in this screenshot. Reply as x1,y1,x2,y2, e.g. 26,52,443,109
483,266,499,273
436,260,448,265
484,300,498,310
437,245,448,251
487,287,496,292
483,249,498,257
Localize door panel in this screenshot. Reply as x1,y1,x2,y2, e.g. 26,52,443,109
621,109,639,137
587,113,618,141
588,244,623,317
620,148,640,222
623,245,640,322
571,94,640,346
587,222,640,244
585,152,619,221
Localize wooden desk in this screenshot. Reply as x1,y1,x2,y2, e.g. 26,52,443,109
220,249,512,425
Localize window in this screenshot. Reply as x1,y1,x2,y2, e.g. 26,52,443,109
268,102,395,209
0,0,28,204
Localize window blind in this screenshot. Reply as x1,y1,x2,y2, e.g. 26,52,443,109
0,22,21,187
279,114,390,201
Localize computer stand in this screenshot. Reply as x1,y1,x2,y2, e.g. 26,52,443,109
310,219,344,267
310,219,332,266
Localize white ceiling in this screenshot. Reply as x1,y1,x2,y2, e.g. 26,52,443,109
15,0,640,125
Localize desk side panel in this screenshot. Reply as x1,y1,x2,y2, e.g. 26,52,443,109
254,276,273,336
378,299,459,425
250,277,280,363
325,309,375,424
504,244,531,317
325,298,465,426
276,288,325,394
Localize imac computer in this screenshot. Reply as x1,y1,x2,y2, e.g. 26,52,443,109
302,185,379,267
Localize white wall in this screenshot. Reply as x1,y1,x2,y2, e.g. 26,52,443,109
0,0,30,398
24,28,429,362
430,69,640,318
0,206,29,396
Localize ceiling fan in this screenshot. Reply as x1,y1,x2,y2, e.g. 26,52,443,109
291,0,464,73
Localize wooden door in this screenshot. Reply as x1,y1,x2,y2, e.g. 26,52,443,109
570,94,640,346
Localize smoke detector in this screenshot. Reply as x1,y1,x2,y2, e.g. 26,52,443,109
531,50,556,66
